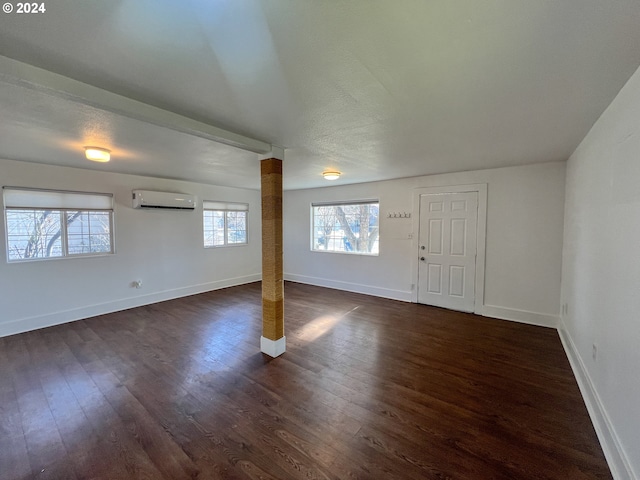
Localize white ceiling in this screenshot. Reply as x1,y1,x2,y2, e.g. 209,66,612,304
1,0,639,190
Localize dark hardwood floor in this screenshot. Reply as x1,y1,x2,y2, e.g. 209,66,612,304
0,282,611,479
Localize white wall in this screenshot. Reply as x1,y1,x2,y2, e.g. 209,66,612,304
0,159,262,337
284,161,566,327
560,65,640,479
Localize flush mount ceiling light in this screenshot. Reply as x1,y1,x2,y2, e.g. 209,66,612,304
84,146,111,162
323,170,341,180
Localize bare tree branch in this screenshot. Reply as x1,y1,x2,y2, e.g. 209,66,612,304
46,211,82,256
335,207,358,249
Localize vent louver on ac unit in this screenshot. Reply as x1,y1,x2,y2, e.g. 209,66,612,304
132,190,196,210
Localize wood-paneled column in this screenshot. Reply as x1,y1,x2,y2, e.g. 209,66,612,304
260,154,285,357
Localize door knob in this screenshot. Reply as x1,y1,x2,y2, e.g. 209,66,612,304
420,246,425,250
420,257,425,261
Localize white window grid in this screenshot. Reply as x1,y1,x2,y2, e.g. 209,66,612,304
3,187,114,263
5,209,114,262
311,201,380,255
203,208,247,248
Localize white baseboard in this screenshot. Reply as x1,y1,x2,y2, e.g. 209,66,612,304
261,336,286,358
284,273,413,302
284,275,559,328
478,304,559,328
0,274,261,339
558,322,636,480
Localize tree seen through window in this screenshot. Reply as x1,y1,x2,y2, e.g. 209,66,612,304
312,202,379,254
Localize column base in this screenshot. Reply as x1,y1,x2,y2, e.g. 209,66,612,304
260,336,286,358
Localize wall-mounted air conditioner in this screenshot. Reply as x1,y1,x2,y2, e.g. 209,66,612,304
132,190,196,210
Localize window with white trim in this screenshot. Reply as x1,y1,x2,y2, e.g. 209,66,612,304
203,201,248,247
312,201,379,255
3,187,114,262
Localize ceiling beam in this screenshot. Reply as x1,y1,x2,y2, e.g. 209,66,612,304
0,55,272,155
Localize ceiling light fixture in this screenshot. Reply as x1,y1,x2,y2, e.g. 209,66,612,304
84,146,111,162
323,170,341,180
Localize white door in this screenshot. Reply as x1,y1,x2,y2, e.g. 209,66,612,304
418,192,478,312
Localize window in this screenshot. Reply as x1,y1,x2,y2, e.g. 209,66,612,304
3,187,114,262
312,201,379,255
203,201,248,247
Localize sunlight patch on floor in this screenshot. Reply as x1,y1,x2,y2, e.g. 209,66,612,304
297,315,342,343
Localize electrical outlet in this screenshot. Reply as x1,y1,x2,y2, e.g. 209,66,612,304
592,343,597,361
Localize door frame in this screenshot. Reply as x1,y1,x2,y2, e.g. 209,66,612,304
411,184,487,313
